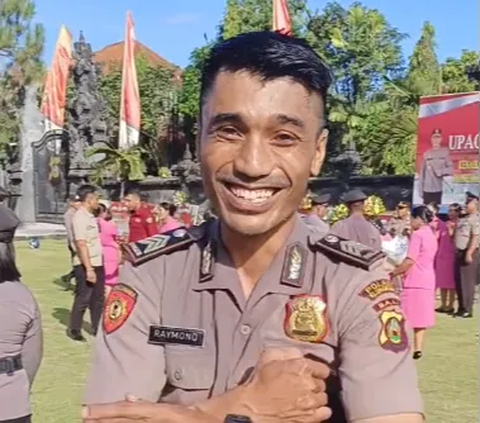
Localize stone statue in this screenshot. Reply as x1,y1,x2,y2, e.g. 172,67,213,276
66,32,108,170
170,146,202,190
328,140,362,189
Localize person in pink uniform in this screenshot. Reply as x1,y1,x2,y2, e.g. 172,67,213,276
153,202,182,233
428,202,457,314
391,205,438,360
97,203,121,296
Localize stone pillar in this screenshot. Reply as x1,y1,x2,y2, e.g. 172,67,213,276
16,85,43,223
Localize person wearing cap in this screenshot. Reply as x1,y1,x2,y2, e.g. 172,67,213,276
387,201,411,238
418,128,453,205
0,205,43,423
331,189,382,249
453,191,479,318
302,193,330,233
62,193,82,290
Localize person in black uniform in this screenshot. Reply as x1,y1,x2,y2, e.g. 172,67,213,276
0,204,43,423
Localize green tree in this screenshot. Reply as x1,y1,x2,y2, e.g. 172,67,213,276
0,0,45,162
307,2,405,150
442,50,479,93
86,145,146,197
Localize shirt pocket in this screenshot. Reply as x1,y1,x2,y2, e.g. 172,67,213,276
164,345,215,391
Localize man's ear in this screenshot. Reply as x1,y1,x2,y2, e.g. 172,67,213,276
310,128,329,176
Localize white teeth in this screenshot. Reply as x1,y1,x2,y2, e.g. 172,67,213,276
229,186,275,203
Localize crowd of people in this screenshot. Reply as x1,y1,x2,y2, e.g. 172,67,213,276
0,30,477,423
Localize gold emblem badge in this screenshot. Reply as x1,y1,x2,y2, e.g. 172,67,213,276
284,295,328,343
199,240,215,282
378,310,408,352
281,243,307,287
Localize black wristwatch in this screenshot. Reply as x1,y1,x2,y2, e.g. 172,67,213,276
224,414,252,423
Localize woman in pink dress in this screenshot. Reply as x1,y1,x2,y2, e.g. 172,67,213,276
391,205,438,360
153,202,182,233
97,203,121,296
428,202,457,314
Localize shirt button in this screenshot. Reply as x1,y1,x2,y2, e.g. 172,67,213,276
173,369,183,381
240,324,251,336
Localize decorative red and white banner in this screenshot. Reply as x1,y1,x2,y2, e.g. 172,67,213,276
40,25,72,132
273,0,292,36
118,11,141,149
413,92,479,209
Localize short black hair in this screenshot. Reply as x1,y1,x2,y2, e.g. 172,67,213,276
124,188,142,199
200,31,332,117
411,205,434,224
76,185,97,202
0,243,21,283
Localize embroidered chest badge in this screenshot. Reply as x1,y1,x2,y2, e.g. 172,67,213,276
284,295,329,343
103,284,138,335
378,310,408,352
281,243,307,287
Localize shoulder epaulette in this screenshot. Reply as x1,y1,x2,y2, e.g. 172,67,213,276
123,222,210,267
309,233,385,271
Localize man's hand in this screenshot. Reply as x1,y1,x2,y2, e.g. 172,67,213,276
215,348,331,423
86,268,97,284
82,397,219,423
465,252,473,264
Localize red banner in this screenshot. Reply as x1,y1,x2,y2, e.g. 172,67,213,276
413,92,479,209
273,0,292,36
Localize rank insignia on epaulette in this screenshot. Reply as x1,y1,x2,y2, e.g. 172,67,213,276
199,239,215,282
314,234,384,270
123,227,195,266
284,295,329,343
281,243,307,287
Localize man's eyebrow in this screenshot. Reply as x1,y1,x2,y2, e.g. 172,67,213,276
274,113,306,130
207,113,244,130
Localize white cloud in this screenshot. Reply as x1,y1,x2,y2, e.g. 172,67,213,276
164,14,201,25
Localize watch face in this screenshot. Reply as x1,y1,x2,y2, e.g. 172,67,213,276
225,415,252,423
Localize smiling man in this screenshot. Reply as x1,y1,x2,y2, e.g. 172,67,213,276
83,32,424,423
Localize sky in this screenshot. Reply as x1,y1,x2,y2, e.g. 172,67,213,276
35,0,478,68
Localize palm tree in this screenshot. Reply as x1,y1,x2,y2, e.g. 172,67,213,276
85,145,146,197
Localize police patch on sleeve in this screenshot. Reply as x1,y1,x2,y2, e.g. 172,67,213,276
284,295,329,343
360,279,396,300
103,284,138,335
378,310,408,352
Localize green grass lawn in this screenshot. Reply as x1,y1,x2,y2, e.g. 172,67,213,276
16,240,479,423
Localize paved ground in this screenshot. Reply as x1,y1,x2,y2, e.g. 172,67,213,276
15,222,66,240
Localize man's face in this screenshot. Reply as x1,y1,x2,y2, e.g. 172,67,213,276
314,204,328,219
124,194,141,212
86,193,99,212
199,71,328,236
466,198,478,213
431,134,442,149
397,206,408,219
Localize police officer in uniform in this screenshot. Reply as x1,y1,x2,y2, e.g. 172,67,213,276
83,32,423,423
418,128,453,205
331,190,382,250
302,193,330,233
0,205,43,423
454,191,479,318
124,188,159,243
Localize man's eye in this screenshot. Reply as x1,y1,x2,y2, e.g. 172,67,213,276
216,127,241,139
274,133,296,144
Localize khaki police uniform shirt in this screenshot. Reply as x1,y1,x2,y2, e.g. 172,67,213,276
0,281,43,420
72,207,102,267
419,147,453,194
331,215,382,251
454,213,479,250
302,212,330,234
85,217,423,422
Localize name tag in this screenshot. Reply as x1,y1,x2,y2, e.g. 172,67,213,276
148,325,205,347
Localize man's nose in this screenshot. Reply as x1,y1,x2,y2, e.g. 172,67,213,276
233,137,274,178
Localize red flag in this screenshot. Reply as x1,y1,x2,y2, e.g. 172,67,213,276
273,0,292,36
119,11,141,149
40,25,72,131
